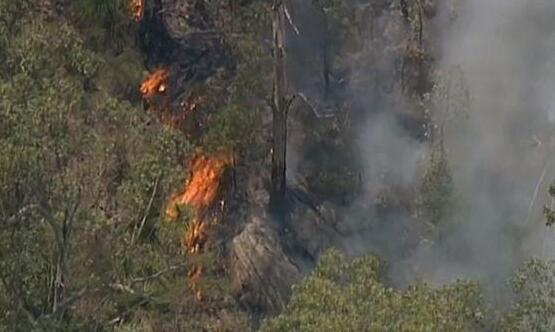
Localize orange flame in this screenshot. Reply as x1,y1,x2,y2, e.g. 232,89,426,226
184,217,208,254
137,62,225,301
130,0,144,22
140,69,169,99
166,152,232,221
166,152,231,262
140,69,207,130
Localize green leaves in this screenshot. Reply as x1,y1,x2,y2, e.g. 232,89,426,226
72,0,132,50
260,249,485,332
419,146,454,226
499,259,555,331
0,1,191,330
545,183,555,227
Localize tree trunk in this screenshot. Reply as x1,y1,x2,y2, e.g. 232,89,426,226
400,0,409,21
417,0,423,46
312,0,330,97
270,0,288,220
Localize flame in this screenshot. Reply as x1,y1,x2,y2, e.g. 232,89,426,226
140,69,169,98
166,152,232,221
137,61,222,301
166,152,231,261
140,69,226,300
139,69,207,131
130,0,144,22
183,217,207,254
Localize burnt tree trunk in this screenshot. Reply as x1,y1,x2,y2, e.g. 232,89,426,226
270,0,288,220
316,1,331,98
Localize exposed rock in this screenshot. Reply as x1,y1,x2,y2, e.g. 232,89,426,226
230,212,303,313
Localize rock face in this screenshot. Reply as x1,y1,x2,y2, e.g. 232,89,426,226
230,212,303,313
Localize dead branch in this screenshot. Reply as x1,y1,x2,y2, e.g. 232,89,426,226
130,263,187,285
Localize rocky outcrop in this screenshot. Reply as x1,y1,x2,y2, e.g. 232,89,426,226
230,212,303,313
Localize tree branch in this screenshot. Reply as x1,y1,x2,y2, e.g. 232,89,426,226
284,4,300,35
132,174,161,244
130,263,187,285
292,93,336,118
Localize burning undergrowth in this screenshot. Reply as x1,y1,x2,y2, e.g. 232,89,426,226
140,68,168,98
166,153,232,225
137,59,233,297
130,0,144,22
139,68,208,130
165,152,233,299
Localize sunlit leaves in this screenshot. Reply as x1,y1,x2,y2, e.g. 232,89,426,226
0,1,189,329
500,259,555,331
261,249,485,332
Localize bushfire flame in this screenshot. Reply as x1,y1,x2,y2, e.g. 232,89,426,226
166,153,232,254
141,68,227,300
172,153,231,300
140,69,207,130
130,0,144,22
140,69,169,98
166,153,232,221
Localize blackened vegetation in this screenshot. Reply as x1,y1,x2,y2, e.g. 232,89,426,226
138,0,177,69
138,0,236,140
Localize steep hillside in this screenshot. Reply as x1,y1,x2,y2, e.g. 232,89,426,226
4,0,555,331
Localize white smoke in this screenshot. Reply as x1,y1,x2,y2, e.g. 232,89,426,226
397,0,555,285
340,0,555,289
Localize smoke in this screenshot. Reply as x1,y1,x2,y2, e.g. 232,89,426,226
358,113,427,195
281,0,555,290
340,0,555,288
424,0,555,281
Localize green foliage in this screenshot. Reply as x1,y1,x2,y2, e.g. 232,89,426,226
202,103,262,154
544,183,555,227
96,48,145,100
200,2,268,155
419,146,454,226
499,259,555,331
260,249,485,332
416,67,468,229
7,1,551,332
0,0,30,64
71,0,132,50
0,2,191,330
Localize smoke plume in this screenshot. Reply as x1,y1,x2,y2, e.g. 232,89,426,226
345,0,555,288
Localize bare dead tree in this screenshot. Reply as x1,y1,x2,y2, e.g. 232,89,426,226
400,0,409,20
312,0,331,97
416,0,424,47
269,0,288,220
